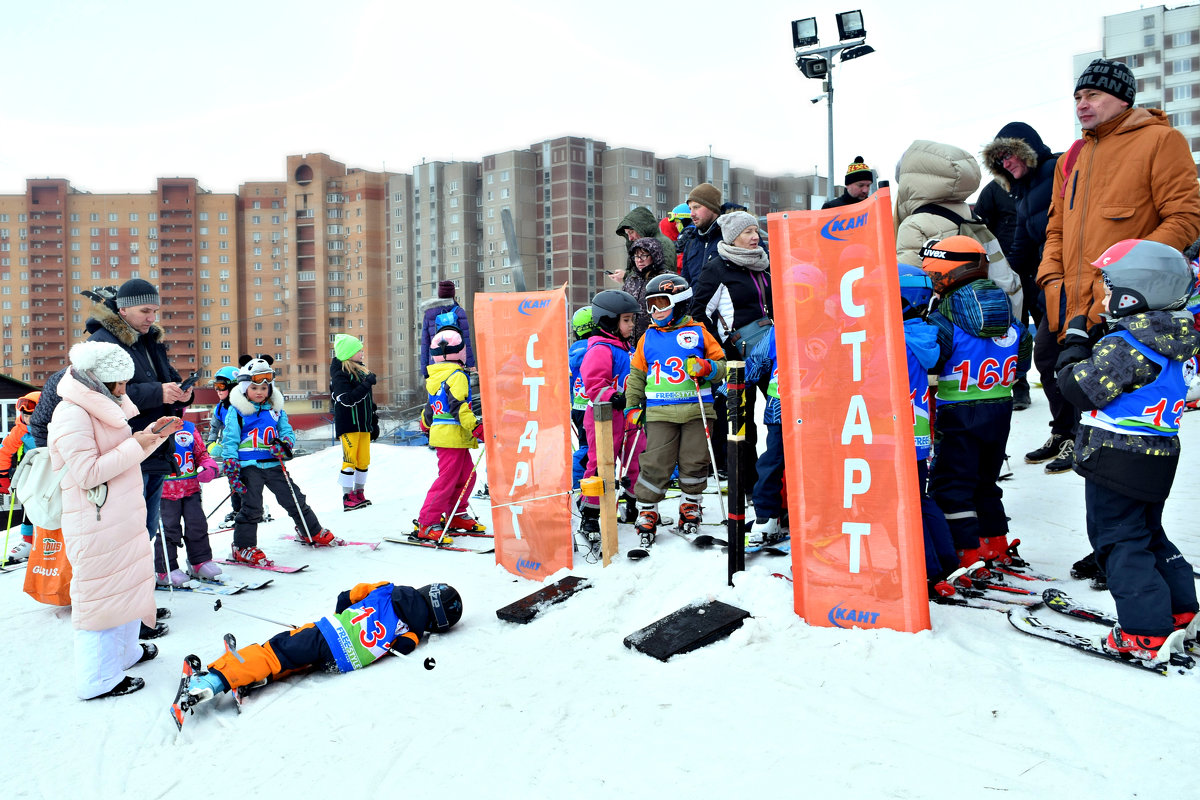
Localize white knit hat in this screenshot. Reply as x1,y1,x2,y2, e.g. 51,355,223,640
69,341,135,383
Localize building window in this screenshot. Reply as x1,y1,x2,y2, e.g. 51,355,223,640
1144,13,1154,29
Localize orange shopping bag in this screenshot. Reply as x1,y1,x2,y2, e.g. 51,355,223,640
23,526,71,606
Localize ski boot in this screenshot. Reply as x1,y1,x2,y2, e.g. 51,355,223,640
678,500,702,534
1103,625,1173,664
634,507,659,538
1174,611,1200,641
296,526,340,547
231,545,272,567
445,512,487,533
748,517,785,548
956,548,991,579
618,490,638,525
978,535,1012,565
578,505,601,556
413,521,452,544
6,538,31,563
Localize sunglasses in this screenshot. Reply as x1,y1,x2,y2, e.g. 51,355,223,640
993,151,1012,168
242,373,274,385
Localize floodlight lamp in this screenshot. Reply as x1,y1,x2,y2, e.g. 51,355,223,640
792,17,818,48
836,10,865,41
840,44,875,62
796,56,829,80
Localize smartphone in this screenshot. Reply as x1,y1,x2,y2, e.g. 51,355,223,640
180,372,199,392
151,417,179,435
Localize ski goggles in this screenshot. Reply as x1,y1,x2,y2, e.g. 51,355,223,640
241,372,275,385
429,584,450,630
212,379,234,391
17,398,37,413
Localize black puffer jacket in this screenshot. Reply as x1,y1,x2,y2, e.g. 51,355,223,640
27,368,66,448
981,122,1060,278
85,300,186,474
329,357,377,437
689,251,773,358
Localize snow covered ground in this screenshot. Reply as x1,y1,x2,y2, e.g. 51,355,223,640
5,385,1199,799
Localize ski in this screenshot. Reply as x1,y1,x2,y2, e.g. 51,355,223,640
667,524,724,549
224,634,246,713
1007,607,1191,675
992,564,1058,582
743,534,791,557
216,560,309,574
281,534,379,550
626,533,657,561
170,654,203,731
991,539,1058,581
1,560,27,573
956,585,1043,608
1041,588,1200,656
156,578,272,596
932,594,1034,613
383,535,494,554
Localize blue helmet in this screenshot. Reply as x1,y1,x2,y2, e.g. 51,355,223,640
898,264,934,318
213,365,239,385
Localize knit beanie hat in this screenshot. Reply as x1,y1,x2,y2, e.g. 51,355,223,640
1075,58,1136,106
115,278,161,309
718,211,759,245
437,280,456,299
686,183,722,216
334,333,363,362
844,156,872,186
69,341,135,383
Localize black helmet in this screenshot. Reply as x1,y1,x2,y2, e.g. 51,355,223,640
644,274,693,327
419,583,463,633
590,290,639,337
1093,239,1194,318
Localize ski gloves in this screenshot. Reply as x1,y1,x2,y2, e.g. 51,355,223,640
223,459,246,494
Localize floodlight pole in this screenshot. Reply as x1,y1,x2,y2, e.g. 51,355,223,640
795,39,867,201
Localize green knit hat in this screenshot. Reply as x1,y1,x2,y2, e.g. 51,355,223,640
334,333,363,361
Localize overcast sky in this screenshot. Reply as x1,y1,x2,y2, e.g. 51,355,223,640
0,0,1159,200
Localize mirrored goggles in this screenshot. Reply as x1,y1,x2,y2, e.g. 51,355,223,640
241,372,275,385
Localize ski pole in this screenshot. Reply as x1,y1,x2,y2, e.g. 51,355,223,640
695,386,727,520
274,451,314,542
156,521,174,598
447,443,487,525
205,491,232,521
213,598,296,629
1,491,15,567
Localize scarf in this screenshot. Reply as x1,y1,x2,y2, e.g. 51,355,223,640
72,367,123,407
717,242,770,272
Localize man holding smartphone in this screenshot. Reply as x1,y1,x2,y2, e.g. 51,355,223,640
86,279,194,548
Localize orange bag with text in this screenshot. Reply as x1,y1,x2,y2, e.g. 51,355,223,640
23,526,72,606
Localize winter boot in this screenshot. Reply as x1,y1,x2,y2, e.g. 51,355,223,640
415,521,450,543
978,535,1011,565
221,511,238,527
136,643,158,664
353,489,371,507
156,569,189,588
1044,439,1075,474
1011,378,1031,411
5,538,31,563
296,526,338,547
750,517,784,547
1025,433,1070,464
1103,625,1172,663
231,545,272,567
139,621,169,640
187,561,223,581
343,491,368,512
92,675,146,699
1070,551,1102,580
579,505,601,547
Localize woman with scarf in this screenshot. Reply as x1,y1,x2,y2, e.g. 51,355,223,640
688,210,773,495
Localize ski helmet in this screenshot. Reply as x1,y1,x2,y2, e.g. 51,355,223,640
237,354,275,385
590,290,639,337
429,326,466,363
419,583,463,633
571,306,598,339
16,391,40,415
644,273,693,327
213,365,239,389
919,235,988,295
1092,239,1194,318
667,202,692,223
898,264,935,319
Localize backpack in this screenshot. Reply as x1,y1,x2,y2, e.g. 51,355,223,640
11,447,67,529
913,203,1024,320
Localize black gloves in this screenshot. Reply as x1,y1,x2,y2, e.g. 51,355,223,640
1054,315,1095,372
609,392,626,411
364,373,377,386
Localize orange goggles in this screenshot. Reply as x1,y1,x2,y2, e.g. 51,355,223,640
212,379,234,391
242,373,274,385
17,399,36,413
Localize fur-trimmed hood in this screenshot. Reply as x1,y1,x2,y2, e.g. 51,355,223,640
84,300,166,347
229,382,284,416
981,122,1054,191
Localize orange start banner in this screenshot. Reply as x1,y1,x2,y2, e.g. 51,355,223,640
474,288,573,579
766,186,930,633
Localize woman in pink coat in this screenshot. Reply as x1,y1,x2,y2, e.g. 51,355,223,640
49,342,181,699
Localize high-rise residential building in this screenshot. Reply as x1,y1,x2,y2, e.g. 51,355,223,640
0,177,236,387
1075,3,1200,166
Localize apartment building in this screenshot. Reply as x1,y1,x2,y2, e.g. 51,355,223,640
1075,3,1200,163
0,178,236,387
